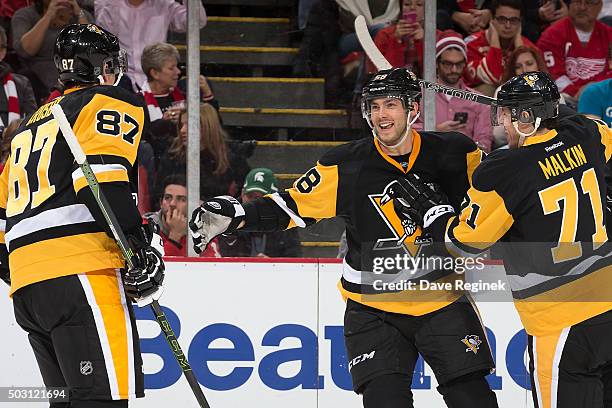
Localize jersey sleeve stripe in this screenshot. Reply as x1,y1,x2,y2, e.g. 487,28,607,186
72,163,128,182
73,169,129,194
5,204,95,250
268,193,306,228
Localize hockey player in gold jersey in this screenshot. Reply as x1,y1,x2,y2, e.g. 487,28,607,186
0,24,164,406
189,68,498,408
390,71,612,408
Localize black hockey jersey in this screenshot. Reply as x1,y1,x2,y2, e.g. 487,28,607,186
0,85,145,295
444,115,612,335
244,130,483,316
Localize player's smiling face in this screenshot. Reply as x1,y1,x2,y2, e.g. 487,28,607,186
370,97,409,145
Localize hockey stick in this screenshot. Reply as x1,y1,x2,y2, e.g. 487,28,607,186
354,15,498,106
50,104,211,408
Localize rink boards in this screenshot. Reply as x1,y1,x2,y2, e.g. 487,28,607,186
1,259,535,407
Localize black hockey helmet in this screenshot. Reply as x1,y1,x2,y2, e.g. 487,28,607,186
361,68,422,128
54,24,126,85
492,71,560,126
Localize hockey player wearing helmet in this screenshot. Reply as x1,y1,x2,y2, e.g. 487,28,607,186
2,24,162,406
188,67,498,408
388,71,612,408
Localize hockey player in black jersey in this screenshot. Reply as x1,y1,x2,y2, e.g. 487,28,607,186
0,24,164,406
189,68,498,408
391,71,612,408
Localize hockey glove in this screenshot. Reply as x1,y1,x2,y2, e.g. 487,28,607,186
189,196,245,254
381,174,454,228
123,223,165,307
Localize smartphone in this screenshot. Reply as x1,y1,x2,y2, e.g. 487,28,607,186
454,112,468,124
402,10,417,24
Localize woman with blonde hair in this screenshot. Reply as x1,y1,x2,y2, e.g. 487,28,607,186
155,103,248,202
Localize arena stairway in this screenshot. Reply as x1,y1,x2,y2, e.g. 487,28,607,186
168,0,352,257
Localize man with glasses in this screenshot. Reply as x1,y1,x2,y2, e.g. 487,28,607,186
465,0,537,96
537,0,611,106
413,30,493,152
0,26,35,130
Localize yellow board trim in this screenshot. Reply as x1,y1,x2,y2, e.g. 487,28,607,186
208,77,324,84
208,16,289,23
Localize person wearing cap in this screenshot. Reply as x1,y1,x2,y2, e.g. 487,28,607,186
414,30,493,152
219,168,302,258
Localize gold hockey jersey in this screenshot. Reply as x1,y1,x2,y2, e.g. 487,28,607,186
0,85,144,295
444,115,612,335
244,130,483,316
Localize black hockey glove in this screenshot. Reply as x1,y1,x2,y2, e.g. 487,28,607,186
123,223,165,306
381,174,454,228
0,246,9,286
189,196,245,254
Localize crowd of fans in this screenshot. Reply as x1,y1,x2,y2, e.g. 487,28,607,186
0,0,608,257
297,0,611,149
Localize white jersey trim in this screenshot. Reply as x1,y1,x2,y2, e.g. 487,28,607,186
5,204,95,250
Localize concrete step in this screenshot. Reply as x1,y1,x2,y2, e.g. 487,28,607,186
249,141,343,174
208,77,324,109
219,107,348,128
175,45,297,66
169,17,291,47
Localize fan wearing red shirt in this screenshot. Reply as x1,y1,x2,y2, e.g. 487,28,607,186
464,0,537,95
537,0,612,100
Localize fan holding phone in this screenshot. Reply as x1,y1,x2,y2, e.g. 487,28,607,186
365,0,425,75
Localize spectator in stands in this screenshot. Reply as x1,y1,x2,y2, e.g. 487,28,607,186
522,0,568,42
0,1,32,33
155,103,249,203
140,42,216,165
578,78,612,126
11,0,92,102
437,0,491,36
0,26,36,125
95,0,207,90
492,45,564,148
0,117,22,171
336,0,399,60
537,0,612,106
144,174,220,257
219,168,302,258
464,0,537,96
366,0,425,76
413,30,493,151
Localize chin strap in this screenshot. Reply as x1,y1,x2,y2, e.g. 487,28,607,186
373,110,421,149
97,72,124,86
513,116,541,147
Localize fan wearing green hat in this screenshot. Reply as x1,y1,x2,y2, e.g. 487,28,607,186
219,168,302,258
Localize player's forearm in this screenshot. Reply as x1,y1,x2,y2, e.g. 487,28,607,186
241,197,292,232
77,182,144,241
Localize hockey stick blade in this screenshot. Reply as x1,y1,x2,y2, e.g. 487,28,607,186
51,104,212,408
354,16,497,106
355,15,392,70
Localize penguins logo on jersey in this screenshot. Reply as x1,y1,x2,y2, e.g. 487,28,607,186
368,180,426,256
